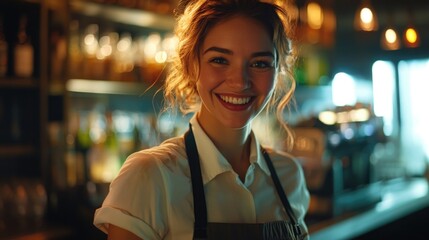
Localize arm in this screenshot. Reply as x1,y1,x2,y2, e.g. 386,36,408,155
108,224,142,240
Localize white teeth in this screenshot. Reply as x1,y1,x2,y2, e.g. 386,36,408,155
220,95,251,105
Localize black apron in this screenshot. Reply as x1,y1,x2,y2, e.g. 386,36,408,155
184,125,307,240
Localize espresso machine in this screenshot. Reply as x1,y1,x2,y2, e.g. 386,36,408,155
291,105,385,220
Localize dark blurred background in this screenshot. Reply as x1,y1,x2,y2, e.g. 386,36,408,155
0,0,428,239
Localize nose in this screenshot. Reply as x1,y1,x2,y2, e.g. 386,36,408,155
226,64,251,90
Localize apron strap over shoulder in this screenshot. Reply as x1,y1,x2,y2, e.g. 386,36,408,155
184,125,208,239
262,149,302,236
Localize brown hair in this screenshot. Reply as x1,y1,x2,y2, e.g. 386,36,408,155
164,0,297,148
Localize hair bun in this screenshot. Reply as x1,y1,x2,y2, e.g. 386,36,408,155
174,0,192,17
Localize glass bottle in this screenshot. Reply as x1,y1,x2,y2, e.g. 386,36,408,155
68,20,82,79
0,16,7,77
132,120,142,152
104,111,121,171
14,15,34,78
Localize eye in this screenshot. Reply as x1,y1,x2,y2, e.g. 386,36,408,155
209,57,228,65
250,60,274,69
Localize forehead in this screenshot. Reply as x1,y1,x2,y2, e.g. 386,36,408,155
202,15,274,53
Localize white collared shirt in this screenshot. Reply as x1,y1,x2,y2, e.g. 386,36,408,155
94,116,309,240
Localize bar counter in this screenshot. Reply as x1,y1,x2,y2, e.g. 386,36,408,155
3,178,427,240
308,177,429,240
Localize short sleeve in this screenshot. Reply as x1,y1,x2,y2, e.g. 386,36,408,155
93,151,168,239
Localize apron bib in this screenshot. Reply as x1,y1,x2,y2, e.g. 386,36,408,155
184,125,306,240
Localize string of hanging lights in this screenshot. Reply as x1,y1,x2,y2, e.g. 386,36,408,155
354,0,378,31
353,0,420,50
296,0,422,51
300,0,420,50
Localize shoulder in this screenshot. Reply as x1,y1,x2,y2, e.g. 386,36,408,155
102,135,189,217
98,136,189,239
122,136,187,173
267,148,310,222
264,148,303,177
264,148,310,212
110,135,188,191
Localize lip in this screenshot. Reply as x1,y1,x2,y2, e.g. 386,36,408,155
216,94,254,111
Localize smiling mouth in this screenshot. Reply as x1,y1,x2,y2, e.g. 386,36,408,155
219,95,252,105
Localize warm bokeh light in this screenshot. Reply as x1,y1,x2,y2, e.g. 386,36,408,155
144,33,162,60
318,108,370,125
354,1,378,31
381,28,400,50
117,34,132,52
83,24,99,56
405,28,418,43
360,7,373,24
97,35,114,60
385,29,397,44
404,27,420,48
155,51,168,63
307,2,324,30
319,111,336,125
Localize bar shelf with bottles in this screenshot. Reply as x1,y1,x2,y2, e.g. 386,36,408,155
44,2,186,237
0,0,58,239
58,0,177,87
54,0,182,186
0,1,44,172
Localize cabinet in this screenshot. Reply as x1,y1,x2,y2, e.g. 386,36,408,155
0,1,48,178
0,0,179,238
49,0,179,188
0,0,53,238
45,1,182,238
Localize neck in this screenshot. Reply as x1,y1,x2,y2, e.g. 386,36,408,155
196,112,252,180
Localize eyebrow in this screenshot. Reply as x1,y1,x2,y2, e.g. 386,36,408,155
203,46,275,59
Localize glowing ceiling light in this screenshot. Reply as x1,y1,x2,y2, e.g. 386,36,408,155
381,28,400,50
354,0,378,31
372,60,395,136
385,29,397,43
360,8,374,25
332,72,356,106
404,27,420,48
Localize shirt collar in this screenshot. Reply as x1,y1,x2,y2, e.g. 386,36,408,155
189,115,271,185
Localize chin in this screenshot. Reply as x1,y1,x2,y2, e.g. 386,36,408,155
221,119,253,130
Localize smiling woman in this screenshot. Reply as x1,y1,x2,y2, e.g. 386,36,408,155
93,1,310,239
197,15,277,131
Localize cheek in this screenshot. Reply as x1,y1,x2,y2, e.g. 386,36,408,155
198,66,225,88
253,72,276,93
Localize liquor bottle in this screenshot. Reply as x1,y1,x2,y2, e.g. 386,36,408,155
10,98,22,142
104,112,119,155
68,20,82,79
0,16,7,77
132,120,142,152
102,111,121,181
14,15,34,78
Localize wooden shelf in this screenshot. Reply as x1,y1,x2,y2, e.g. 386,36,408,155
70,0,175,31
66,78,158,96
0,78,39,89
0,223,74,240
0,145,36,157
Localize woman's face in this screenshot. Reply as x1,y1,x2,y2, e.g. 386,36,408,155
196,15,277,130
